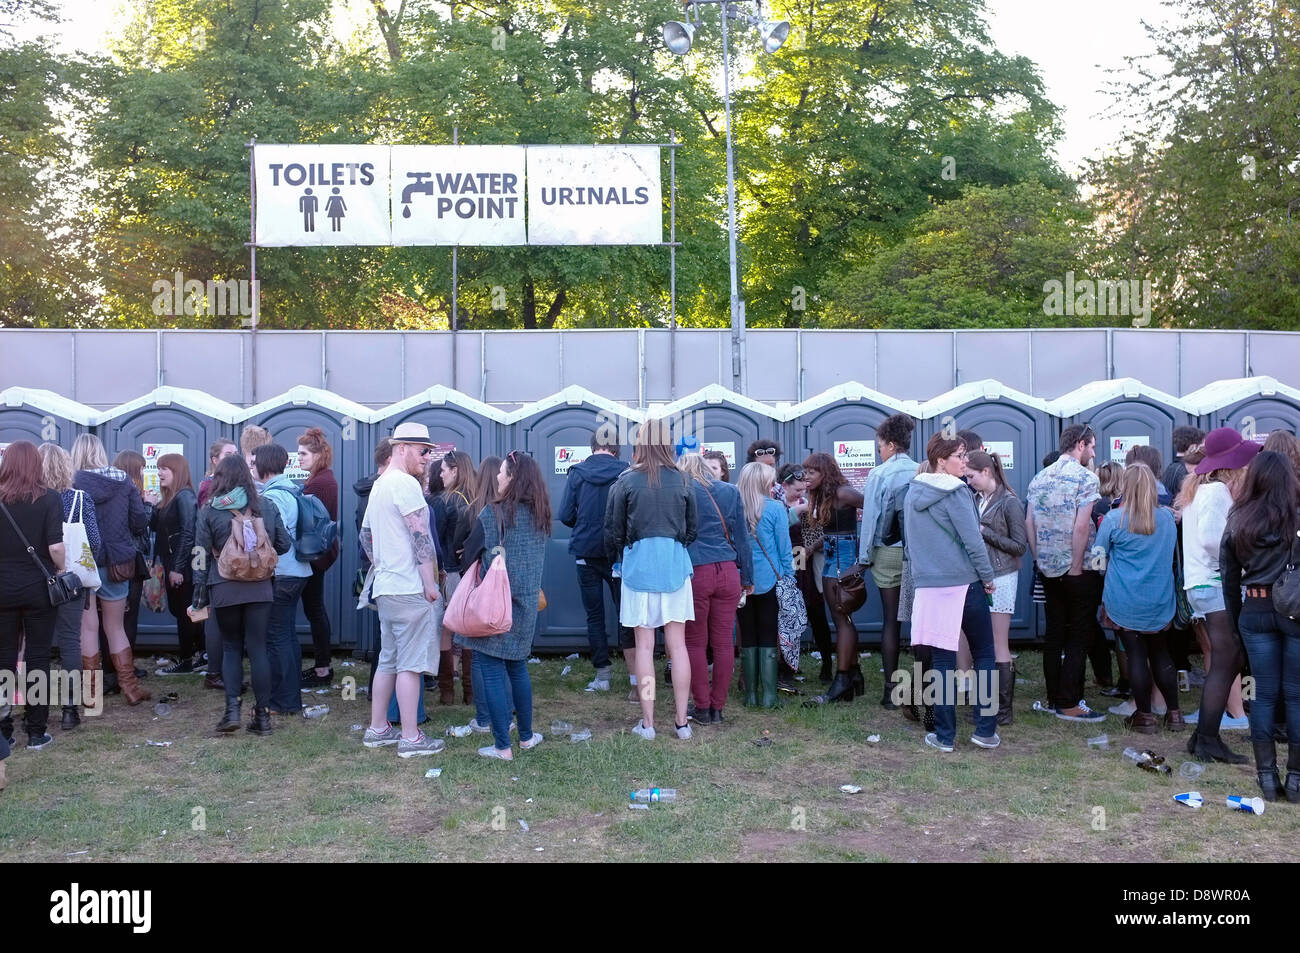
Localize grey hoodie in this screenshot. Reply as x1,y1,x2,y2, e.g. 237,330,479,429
903,472,995,589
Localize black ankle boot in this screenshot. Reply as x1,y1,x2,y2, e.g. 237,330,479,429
1192,731,1248,765
216,698,242,733
850,665,865,698
1252,740,1282,802
60,706,81,731
804,670,855,706
248,706,273,736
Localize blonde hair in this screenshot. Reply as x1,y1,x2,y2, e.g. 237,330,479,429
240,425,271,455
676,452,712,488
738,462,776,533
1120,463,1157,535
38,442,74,492
1178,465,1247,510
631,420,677,487
71,433,108,471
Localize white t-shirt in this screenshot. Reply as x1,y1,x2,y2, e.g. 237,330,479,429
1182,480,1233,590
362,467,429,597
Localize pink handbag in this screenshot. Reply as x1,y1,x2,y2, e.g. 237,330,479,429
444,553,513,637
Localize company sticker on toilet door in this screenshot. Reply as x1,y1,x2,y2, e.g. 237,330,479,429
142,443,185,495
984,440,1015,471
555,446,592,475
1109,436,1148,464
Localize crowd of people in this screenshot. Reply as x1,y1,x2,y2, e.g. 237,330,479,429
2,414,1298,806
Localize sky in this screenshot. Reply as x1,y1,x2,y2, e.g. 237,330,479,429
16,0,1175,175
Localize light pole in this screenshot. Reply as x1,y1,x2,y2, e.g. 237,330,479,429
664,1,789,392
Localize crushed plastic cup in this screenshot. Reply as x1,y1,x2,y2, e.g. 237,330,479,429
154,701,171,717
527,657,541,665
569,729,592,742
561,665,572,676
866,734,881,744
350,724,364,732
565,653,579,660
1226,795,1266,815
445,724,473,738
1173,791,1203,809
550,720,574,733
518,819,530,832
1179,761,1205,780
424,768,442,779
303,705,329,719
1087,733,1109,749
839,784,863,794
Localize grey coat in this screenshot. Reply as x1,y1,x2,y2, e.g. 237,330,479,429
467,503,547,661
903,472,996,589
978,488,1028,577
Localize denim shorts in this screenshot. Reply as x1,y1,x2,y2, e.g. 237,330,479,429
96,566,130,602
1186,585,1226,620
822,534,859,580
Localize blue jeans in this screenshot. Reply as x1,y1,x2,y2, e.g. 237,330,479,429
930,582,999,746
268,576,309,713
577,557,633,670
476,651,533,750
1237,598,1300,746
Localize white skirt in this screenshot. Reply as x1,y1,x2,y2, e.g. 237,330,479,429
990,571,1018,615
620,579,696,629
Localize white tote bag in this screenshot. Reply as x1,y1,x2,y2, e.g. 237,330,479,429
64,490,101,589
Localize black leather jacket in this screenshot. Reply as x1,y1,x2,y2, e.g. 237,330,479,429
152,488,198,580
1221,520,1299,622
603,466,698,560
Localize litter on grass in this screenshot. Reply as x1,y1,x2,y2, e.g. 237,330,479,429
561,666,572,676
425,768,442,778
519,820,530,832
145,740,172,747
565,653,579,660
840,785,862,794
866,734,881,744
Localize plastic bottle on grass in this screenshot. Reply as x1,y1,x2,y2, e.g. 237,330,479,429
631,788,677,803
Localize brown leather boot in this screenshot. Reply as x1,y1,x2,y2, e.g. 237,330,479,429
437,650,454,704
1164,709,1187,732
1125,711,1159,734
81,654,102,711
461,648,474,706
110,649,151,706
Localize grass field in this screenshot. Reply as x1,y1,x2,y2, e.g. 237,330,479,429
3,650,1297,863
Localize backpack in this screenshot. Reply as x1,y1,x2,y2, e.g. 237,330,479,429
285,485,338,562
217,509,279,582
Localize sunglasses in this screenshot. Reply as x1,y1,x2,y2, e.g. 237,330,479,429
417,447,433,457
754,447,778,457
782,468,805,483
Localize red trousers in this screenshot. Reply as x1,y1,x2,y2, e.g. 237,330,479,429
685,561,742,710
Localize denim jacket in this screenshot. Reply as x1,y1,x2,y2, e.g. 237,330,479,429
685,479,754,588
857,451,916,561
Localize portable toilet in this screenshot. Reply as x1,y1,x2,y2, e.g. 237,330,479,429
96,387,244,648
237,386,379,656
918,381,1055,641
1051,378,1196,473
652,384,786,481
789,382,923,643
0,386,98,454
507,386,645,653
373,385,507,466
1184,377,1300,445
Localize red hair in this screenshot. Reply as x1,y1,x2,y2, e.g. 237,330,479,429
297,427,333,475
0,441,46,504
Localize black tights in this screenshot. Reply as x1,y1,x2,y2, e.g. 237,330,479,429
218,602,272,708
824,579,858,672
879,586,901,692
798,568,833,663
1198,611,1243,737
1118,629,1179,715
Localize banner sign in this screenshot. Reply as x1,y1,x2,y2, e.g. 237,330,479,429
1109,435,1149,464
526,145,662,245
254,144,391,246
253,144,662,247
834,440,875,494
391,145,526,246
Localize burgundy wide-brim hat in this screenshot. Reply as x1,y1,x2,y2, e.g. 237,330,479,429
1195,427,1261,474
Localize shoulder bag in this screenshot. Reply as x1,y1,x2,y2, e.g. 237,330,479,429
63,490,102,590
1273,530,1300,621
0,500,84,607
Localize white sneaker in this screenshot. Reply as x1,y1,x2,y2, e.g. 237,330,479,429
585,678,611,693
632,720,656,740
519,732,543,750
1108,699,1137,717
675,723,692,740
467,717,491,733
924,732,954,753
478,744,513,760
971,733,1001,749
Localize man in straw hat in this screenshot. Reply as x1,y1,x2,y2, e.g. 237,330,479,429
359,423,445,757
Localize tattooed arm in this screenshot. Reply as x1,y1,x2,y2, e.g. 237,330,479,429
360,526,374,562
404,508,441,602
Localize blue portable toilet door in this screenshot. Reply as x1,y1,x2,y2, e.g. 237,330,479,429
382,405,498,467
679,405,781,481
799,402,897,639
1072,400,1186,474
106,406,230,647
0,408,80,450
522,405,634,653
931,402,1045,639
1214,398,1300,445
253,408,365,653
